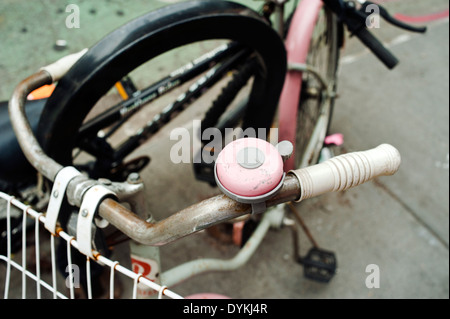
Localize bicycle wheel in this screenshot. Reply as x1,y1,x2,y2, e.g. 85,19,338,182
37,0,286,183
294,6,340,169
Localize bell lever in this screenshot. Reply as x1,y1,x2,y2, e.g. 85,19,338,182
359,0,427,33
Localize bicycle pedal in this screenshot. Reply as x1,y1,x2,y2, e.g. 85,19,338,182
300,247,337,283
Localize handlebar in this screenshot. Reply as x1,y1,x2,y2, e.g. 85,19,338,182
352,26,399,69
9,58,400,247
97,143,400,245
290,144,401,201
359,1,427,34
323,0,427,69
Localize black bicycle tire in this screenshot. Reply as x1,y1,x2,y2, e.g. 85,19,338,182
37,0,287,167
294,7,340,169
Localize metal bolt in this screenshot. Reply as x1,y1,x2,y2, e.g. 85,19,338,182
276,140,294,162
53,190,59,198
98,178,112,185
127,172,141,183
81,209,89,217
54,39,67,51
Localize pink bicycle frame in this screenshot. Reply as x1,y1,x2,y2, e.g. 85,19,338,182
278,0,324,172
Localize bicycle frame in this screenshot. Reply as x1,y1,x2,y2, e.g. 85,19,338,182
278,0,331,171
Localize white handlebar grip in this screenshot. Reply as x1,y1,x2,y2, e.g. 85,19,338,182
290,144,401,201
40,48,88,82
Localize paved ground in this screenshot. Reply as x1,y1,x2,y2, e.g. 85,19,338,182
0,0,448,299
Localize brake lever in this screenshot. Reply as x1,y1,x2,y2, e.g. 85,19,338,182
359,0,427,33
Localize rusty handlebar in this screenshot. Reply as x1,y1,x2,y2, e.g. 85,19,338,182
8,67,400,246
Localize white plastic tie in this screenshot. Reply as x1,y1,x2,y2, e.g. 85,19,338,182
76,185,116,258
40,48,88,82
45,166,82,235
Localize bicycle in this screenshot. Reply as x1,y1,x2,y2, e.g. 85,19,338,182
1,0,425,298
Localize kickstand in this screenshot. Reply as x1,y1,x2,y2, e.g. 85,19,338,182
288,202,337,283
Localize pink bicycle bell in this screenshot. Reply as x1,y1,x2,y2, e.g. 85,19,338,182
214,138,292,214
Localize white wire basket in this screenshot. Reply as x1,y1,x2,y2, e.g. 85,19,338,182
0,191,183,299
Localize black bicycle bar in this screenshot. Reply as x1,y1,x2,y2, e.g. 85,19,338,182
111,48,253,164
76,42,242,142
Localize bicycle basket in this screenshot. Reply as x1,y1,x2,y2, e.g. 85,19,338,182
0,191,183,299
